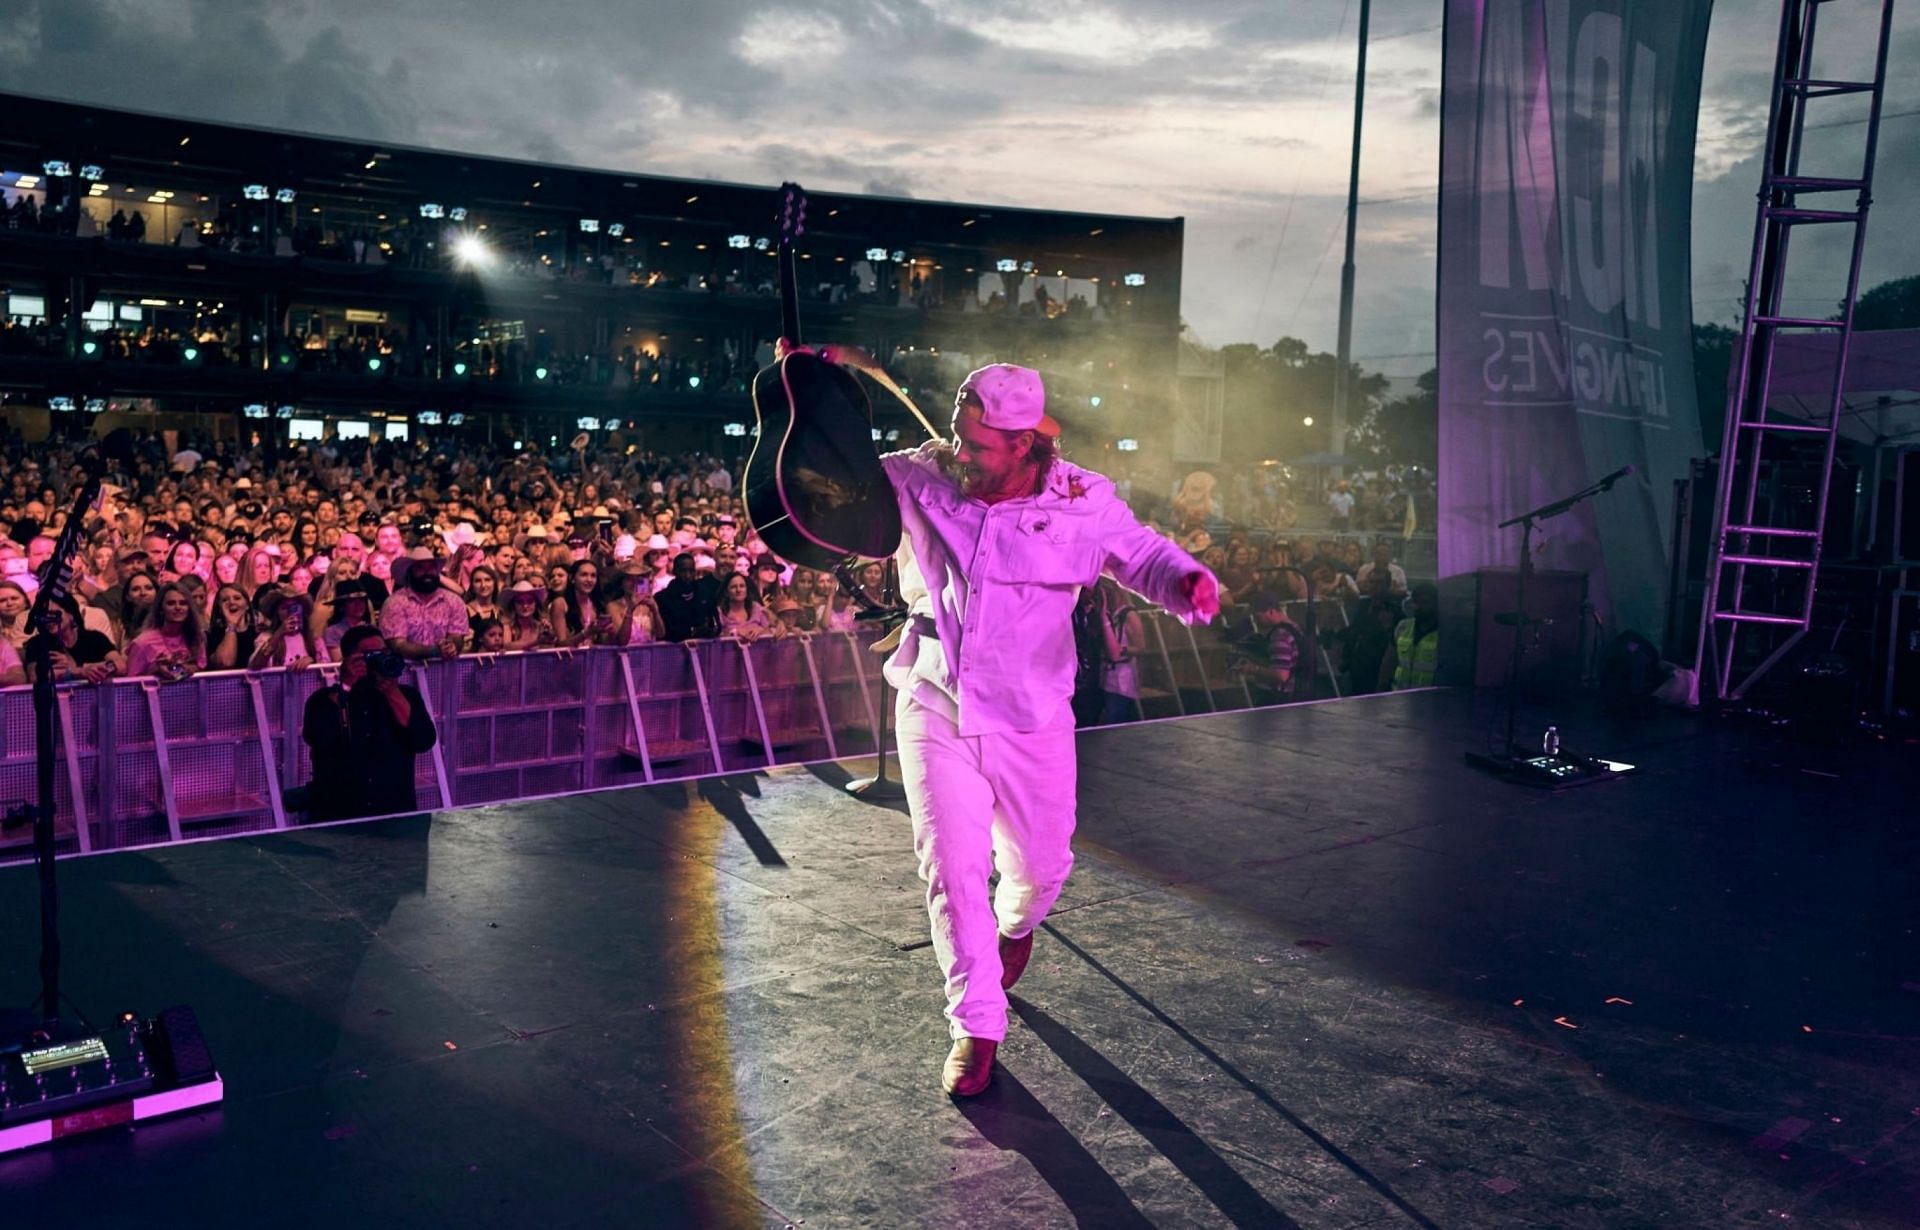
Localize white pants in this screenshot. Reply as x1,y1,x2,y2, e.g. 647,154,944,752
894,690,1078,1042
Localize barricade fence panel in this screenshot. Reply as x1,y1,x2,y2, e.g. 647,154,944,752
0,607,1380,863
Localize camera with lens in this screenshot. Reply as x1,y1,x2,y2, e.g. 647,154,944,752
366,649,408,680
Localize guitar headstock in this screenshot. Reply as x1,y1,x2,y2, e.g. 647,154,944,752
778,182,808,248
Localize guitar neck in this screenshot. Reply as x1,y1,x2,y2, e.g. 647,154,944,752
780,237,801,344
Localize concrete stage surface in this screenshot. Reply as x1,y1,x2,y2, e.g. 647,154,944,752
2,689,1917,1228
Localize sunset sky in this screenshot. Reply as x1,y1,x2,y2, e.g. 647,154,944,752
4,0,1914,376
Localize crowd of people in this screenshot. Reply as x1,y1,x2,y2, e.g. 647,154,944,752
0,431,896,691
0,425,1434,714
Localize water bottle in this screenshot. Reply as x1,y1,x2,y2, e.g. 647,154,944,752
1542,725,1561,757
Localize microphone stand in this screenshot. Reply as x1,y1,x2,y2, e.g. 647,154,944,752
1466,469,1635,788
8,450,107,1045
836,559,907,801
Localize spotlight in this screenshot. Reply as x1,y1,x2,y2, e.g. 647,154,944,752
367,357,383,373
1123,273,1146,287
753,237,771,251
449,207,468,222
607,223,625,238
452,361,469,376
182,346,200,363
79,164,103,182
728,234,751,249
576,416,602,431
419,203,445,219
1019,260,1035,273
1302,416,1314,427
243,184,269,200
48,396,75,412
579,219,600,234
42,160,71,177
242,403,269,419
688,375,701,389
447,413,466,426
891,250,905,263
722,423,747,437
1116,438,1140,452
275,188,296,203
80,340,98,356
1089,396,1101,408
534,366,550,381
275,405,295,419
417,410,443,425
865,247,888,262
452,234,494,268
995,258,1018,273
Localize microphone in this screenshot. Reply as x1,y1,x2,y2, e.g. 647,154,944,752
1597,463,1636,490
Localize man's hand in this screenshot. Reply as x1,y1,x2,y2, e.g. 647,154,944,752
437,637,462,660
1181,571,1220,624
81,661,114,685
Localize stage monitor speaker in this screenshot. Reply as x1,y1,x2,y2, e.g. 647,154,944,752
1473,568,1589,695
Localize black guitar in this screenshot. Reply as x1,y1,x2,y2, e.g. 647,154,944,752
740,183,902,571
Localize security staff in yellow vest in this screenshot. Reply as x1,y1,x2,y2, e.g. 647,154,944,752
1380,580,1440,691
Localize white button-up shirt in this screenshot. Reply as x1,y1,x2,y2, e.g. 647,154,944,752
881,443,1214,736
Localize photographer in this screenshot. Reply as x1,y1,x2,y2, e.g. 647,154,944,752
301,626,437,822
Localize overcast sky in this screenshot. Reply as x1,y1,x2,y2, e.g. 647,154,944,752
3,0,1913,375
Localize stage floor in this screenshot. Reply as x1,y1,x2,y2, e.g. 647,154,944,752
3,689,1918,1228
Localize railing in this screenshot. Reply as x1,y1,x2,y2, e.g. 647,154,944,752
0,598,1376,863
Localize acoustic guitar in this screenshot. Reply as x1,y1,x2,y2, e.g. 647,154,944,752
740,183,903,571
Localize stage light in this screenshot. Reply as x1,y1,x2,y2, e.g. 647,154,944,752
1090,396,1102,408
12,174,38,189
367,357,382,373
534,366,550,381
449,207,468,222
243,184,269,200
576,416,602,430
452,361,468,376
688,375,701,389
419,203,445,219
84,398,105,414
275,405,295,419
753,237,771,251
579,219,600,233
48,396,75,412
607,223,625,237
42,160,71,177
865,247,888,262
872,428,883,442
80,340,98,356
728,234,751,249
604,419,622,431
1116,438,1139,452
242,403,269,419
79,164,103,182
182,346,199,363
447,413,465,426
995,258,1018,273
722,423,747,437
275,188,296,203
1123,273,1146,287
1302,416,1314,427
417,410,443,425
1019,260,1035,273
891,250,905,263
452,234,494,268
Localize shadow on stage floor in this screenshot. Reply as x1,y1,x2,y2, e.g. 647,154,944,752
2,688,1917,1228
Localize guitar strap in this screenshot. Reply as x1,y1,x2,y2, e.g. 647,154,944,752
815,344,946,444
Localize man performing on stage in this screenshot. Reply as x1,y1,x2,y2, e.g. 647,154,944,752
879,364,1219,1096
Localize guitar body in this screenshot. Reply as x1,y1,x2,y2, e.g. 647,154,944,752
743,351,902,569
740,183,902,571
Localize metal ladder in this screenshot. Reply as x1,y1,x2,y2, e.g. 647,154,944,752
1692,0,1896,703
